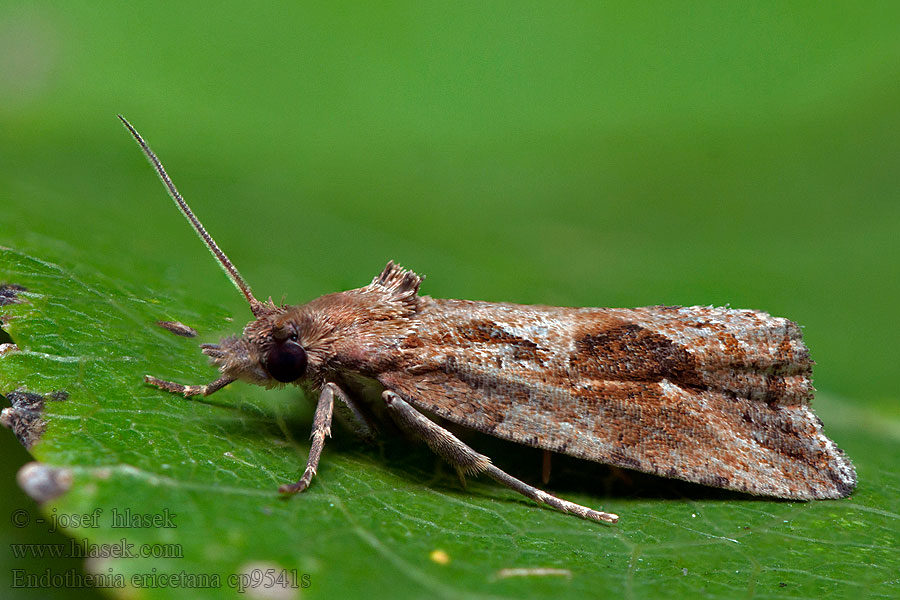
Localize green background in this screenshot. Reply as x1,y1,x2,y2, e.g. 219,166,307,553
1,2,898,599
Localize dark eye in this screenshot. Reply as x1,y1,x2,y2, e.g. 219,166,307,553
265,340,308,383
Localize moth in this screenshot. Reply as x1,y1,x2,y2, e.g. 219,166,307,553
119,115,856,524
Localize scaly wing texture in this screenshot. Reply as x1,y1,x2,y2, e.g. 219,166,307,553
380,300,856,500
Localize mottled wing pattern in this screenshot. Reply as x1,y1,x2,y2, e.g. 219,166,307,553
380,299,856,500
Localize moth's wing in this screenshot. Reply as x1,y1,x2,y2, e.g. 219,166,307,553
380,301,856,500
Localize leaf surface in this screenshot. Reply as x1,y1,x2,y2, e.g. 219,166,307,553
1,244,897,600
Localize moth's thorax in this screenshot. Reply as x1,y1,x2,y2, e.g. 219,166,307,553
206,263,424,388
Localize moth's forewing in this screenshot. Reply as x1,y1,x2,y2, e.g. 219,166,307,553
380,302,856,500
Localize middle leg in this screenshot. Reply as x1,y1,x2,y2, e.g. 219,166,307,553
279,381,376,494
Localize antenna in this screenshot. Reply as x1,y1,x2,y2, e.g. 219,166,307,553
118,115,264,316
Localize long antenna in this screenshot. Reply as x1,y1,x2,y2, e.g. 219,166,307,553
118,115,263,316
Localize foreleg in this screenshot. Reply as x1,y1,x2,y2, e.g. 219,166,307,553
145,375,234,397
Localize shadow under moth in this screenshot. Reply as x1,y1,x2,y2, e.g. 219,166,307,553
119,115,856,524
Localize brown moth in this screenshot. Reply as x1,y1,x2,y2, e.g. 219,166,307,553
119,116,856,524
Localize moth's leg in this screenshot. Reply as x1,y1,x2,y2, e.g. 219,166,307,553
144,375,235,397
279,382,342,494
381,390,618,524
331,386,376,443
542,450,552,485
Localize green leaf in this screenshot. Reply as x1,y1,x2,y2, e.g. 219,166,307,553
1,243,897,600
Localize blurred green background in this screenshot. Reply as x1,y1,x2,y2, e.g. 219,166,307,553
1,2,898,599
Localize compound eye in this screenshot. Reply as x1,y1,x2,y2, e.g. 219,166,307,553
265,340,308,383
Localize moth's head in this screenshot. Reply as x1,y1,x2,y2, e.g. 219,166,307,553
119,115,337,393
202,304,322,388
121,118,420,393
